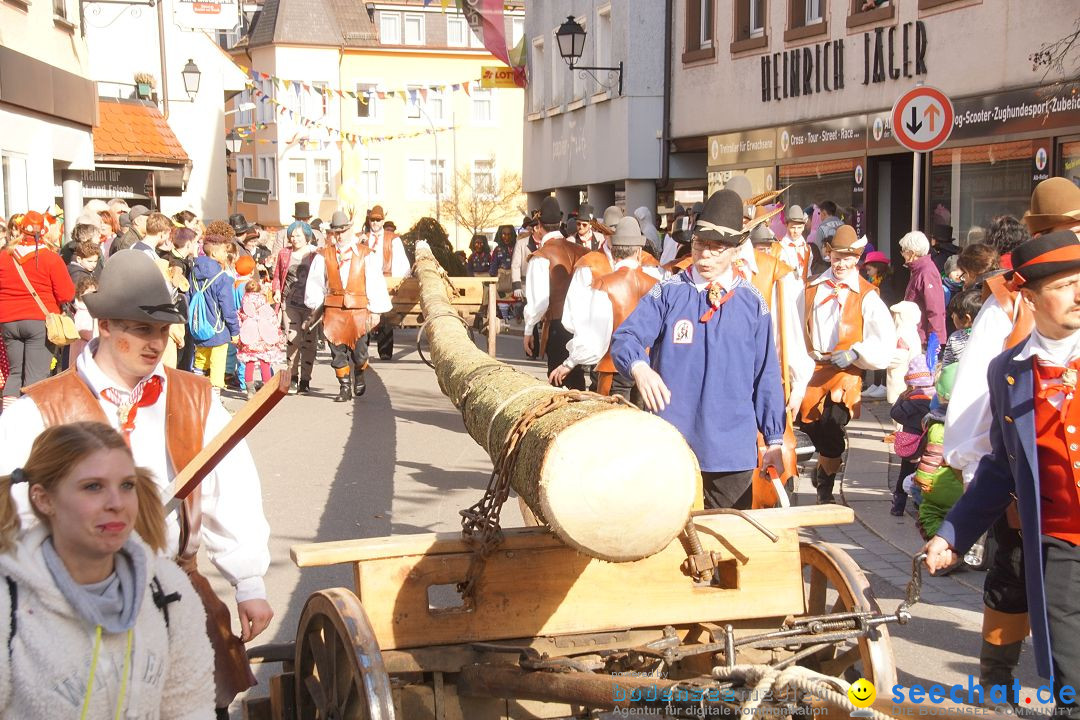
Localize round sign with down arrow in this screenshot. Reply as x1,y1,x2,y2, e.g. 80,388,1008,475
890,85,954,153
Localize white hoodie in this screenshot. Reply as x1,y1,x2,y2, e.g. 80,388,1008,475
0,526,214,719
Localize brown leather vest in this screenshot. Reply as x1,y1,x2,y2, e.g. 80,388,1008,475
593,266,659,373
750,245,795,311
573,250,612,278
379,231,399,277
803,275,878,353
531,237,589,321
23,367,211,558
662,255,693,275
322,243,373,347
984,274,1034,350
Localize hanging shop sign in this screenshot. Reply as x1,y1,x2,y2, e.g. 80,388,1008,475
946,83,1080,143
707,128,777,168
480,66,519,89
761,21,927,103
776,115,866,160
174,0,240,31
71,168,153,200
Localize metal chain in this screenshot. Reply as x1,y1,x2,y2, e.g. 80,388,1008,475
457,390,631,604
895,552,926,622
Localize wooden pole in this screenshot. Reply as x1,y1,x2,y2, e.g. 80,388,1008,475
486,280,497,358
413,242,698,562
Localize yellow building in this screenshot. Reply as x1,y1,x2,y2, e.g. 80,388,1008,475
230,0,523,249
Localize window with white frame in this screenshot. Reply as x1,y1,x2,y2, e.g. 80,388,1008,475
403,12,424,44
406,86,423,119
53,0,68,20
380,11,401,44
289,159,306,195
356,83,378,119
511,17,524,48
235,155,253,194
447,14,468,46
473,159,495,197
750,0,765,36
427,87,445,120
406,158,426,199
805,0,822,23
0,153,29,220
237,89,254,125
595,7,612,68
469,20,485,48
314,159,332,197
361,158,381,196
700,0,714,48
428,159,446,196
472,88,494,123
258,155,277,197
530,38,545,111
256,78,275,124
305,81,329,118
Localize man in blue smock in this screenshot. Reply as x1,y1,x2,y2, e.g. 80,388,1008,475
611,189,786,508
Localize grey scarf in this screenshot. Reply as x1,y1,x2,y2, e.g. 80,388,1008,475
42,536,146,633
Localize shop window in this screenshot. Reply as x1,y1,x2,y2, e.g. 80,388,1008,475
785,0,828,42
928,140,1038,247
732,0,768,54
683,0,716,64
1061,140,1080,188
847,0,895,29
778,158,865,240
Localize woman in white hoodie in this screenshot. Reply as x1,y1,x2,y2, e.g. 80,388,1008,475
0,421,213,719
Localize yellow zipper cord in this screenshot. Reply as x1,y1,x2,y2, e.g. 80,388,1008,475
80,626,134,720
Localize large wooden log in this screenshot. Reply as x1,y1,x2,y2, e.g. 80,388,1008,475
413,241,698,562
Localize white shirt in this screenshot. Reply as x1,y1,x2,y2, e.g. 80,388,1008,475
561,245,616,343
522,231,564,334
659,234,681,266
304,239,394,314
563,258,663,369
364,229,411,277
778,233,809,279
798,268,895,371
736,244,814,399
943,297,1011,483
0,344,271,602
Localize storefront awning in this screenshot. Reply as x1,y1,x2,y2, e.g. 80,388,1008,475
93,99,191,167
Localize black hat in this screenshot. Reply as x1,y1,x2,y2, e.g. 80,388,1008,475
83,250,185,324
539,196,562,226
693,190,748,246
293,201,311,219
576,203,596,222
228,213,254,235
1006,230,1080,288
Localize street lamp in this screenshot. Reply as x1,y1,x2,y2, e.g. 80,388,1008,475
555,15,623,95
225,130,243,154
181,58,201,101
225,101,257,117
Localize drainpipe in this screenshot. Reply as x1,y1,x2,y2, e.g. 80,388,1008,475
658,0,673,195
158,0,170,118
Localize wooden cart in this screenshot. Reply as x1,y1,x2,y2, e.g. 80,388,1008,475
384,276,502,357
243,503,909,720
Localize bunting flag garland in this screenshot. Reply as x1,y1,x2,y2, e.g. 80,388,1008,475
235,64,489,104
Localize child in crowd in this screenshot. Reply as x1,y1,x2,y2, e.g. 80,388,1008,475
188,235,239,393
888,355,935,517
236,279,285,399
69,277,97,361
66,239,100,286
942,256,964,309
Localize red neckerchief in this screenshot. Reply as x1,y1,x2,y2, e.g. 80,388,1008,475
100,375,164,443
816,279,846,307
700,281,737,322
1035,358,1080,422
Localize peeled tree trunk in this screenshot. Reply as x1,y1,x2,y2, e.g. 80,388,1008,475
413,241,698,562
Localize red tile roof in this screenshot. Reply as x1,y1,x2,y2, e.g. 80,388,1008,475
93,99,190,165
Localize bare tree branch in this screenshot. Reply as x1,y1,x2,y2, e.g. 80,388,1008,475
440,169,525,238
1030,16,1080,79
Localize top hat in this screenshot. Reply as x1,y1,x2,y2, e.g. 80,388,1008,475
228,213,254,235
1006,230,1080,288
576,203,596,223
785,204,808,224
824,225,867,256
293,201,311,219
539,196,562,225
610,216,646,248
329,211,352,231
368,205,385,221
83,250,185,324
1023,177,1080,235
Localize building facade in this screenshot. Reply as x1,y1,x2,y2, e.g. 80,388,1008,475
230,0,525,248
0,0,95,224
671,0,1080,256
522,0,668,215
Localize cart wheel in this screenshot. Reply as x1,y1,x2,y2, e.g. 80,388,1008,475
799,541,897,689
294,588,396,720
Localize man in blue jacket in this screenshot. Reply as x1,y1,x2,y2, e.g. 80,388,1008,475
611,189,785,508
926,231,1080,717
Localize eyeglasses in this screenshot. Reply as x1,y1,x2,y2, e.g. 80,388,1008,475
691,239,734,255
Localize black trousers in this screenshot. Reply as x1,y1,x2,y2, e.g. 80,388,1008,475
545,319,586,390
370,325,394,359
1042,536,1080,719
330,338,369,374
985,514,1027,615
797,399,852,459
701,469,755,510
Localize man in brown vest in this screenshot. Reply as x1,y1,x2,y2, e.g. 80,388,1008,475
0,250,272,719
553,217,663,397
523,196,589,389
306,212,393,401
798,225,896,504
361,204,408,361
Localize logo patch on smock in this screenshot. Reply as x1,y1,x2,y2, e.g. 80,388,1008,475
673,319,693,344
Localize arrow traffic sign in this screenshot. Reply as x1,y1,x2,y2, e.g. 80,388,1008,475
890,85,954,153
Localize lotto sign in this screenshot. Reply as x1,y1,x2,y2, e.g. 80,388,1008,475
890,85,954,152
480,66,518,89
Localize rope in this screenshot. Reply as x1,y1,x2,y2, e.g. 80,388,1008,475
712,664,895,720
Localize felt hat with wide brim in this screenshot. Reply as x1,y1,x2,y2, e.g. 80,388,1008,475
228,213,254,235
329,211,352,231
785,204,808,224
694,190,750,246
368,205,385,221
539,196,562,225
594,205,624,235
83,250,185,324
1005,230,1080,287
824,225,868,256
611,216,646,248
1023,177,1080,235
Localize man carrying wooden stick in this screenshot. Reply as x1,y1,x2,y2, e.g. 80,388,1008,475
610,190,787,508
0,250,272,719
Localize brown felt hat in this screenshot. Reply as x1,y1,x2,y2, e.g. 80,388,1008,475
824,225,867,256
1023,177,1080,235
368,205,385,221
